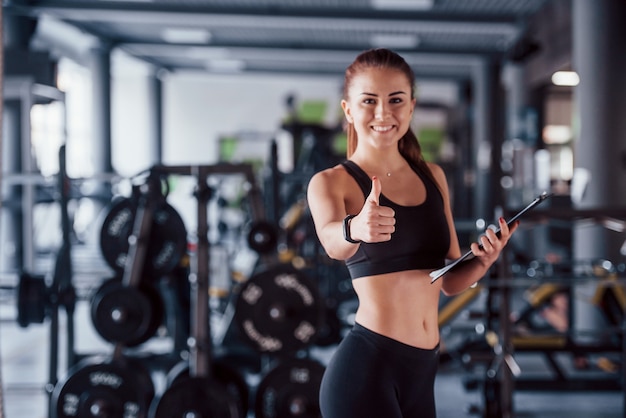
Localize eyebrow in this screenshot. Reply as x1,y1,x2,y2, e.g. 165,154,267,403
360,91,407,97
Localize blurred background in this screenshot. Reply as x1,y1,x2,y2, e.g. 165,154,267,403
1,0,626,417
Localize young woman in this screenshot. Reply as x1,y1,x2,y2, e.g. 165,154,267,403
307,48,518,418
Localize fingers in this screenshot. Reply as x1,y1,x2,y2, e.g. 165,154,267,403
472,217,519,256
367,176,382,206
495,216,519,241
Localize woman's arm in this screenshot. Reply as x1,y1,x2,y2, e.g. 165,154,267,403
307,168,361,260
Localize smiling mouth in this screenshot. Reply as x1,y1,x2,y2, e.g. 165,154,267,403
371,125,394,132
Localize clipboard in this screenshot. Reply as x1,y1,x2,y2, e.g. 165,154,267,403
429,191,553,284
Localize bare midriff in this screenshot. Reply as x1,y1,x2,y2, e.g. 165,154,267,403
351,269,442,350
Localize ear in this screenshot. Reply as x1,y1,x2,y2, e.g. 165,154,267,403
341,99,354,124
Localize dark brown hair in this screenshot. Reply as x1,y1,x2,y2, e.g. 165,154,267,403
343,48,438,187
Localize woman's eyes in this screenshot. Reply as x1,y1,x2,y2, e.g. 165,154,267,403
362,98,403,104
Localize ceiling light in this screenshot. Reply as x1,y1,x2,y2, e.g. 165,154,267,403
371,0,434,11
370,34,420,49
542,125,572,144
551,71,580,86
162,28,211,44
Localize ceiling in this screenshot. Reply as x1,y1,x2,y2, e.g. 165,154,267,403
5,0,550,80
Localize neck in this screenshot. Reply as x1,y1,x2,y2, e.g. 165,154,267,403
350,150,407,178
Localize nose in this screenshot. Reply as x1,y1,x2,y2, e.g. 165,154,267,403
374,101,389,119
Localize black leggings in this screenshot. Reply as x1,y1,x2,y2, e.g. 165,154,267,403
319,323,439,418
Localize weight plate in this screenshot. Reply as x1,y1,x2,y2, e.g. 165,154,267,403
166,359,250,415
51,356,154,418
90,278,164,347
100,197,187,279
255,358,325,418
133,283,166,347
246,220,278,254
150,376,244,418
16,273,47,327
235,265,323,353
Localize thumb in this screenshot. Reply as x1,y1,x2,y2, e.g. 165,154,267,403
368,176,381,206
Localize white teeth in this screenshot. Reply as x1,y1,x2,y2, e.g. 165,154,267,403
372,125,393,132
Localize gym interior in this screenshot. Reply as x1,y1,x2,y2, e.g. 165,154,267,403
1,0,626,417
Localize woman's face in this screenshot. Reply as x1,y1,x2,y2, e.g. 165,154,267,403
341,67,416,151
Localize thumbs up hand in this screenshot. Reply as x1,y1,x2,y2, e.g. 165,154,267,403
349,176,396,243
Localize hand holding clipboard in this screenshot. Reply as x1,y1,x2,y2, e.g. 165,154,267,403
430,191,553,283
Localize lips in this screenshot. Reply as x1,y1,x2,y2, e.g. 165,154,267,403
371,125,394,132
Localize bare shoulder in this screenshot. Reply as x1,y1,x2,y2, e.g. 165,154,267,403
307,163,354,222
426,161,447,184
308,163,350,191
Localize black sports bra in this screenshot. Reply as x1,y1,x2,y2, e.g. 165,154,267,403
342,160,450,279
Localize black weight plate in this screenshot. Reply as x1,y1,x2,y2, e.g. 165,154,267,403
128,282,166,347
164,361,189,388
51,356,154,418
16,273,47,327
150,376,243,418
212,361,250,415
100,198,187,279
166,360,250,415
90,279,164,346
246,220,278,254
255,358,324,418
235,265,323,353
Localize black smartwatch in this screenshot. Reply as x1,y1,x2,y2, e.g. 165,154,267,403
342,214,360,244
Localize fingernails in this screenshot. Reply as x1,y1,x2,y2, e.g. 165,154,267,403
372,176,377,180
499,217,505,223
